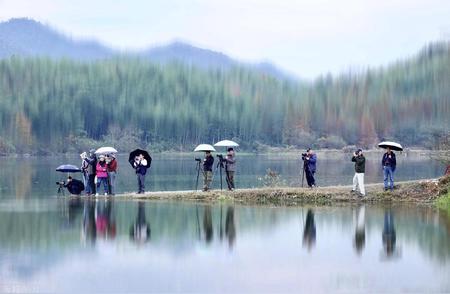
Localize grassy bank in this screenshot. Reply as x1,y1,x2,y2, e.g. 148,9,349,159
77,177,450,206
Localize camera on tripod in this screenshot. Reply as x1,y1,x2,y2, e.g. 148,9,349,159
195,158,201,162
216,154,225,162
301,153,308,160
56,181,65,186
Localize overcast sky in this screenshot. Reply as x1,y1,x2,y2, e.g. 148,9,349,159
0,0,449,78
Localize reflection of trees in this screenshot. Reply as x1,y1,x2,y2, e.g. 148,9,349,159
15,161,33,199
302,209,316,251
130,202,150,243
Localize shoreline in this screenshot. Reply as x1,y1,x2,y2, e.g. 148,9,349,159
67,177,450,205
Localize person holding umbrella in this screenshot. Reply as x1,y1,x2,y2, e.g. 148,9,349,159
224,148,236,191
203,151,214,192
134,154,149,194
382,147,397,191
95,155,109,196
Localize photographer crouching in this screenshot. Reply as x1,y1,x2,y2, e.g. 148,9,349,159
224,148,236,191
57,176,85,195
301,148,317,188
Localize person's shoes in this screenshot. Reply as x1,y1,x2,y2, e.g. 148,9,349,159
351,190,356,193
384,188,389,192
95,193,99,196
104,193,108,196
359,193,365,197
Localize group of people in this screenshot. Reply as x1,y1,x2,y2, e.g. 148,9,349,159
201,147,236,192
80,150,118,196
64,145,398,197
301,147,397,197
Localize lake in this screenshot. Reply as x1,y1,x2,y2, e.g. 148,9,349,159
0,200,449,292
0,154,448,292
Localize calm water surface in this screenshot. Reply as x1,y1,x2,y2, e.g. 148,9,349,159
0,154,448,292
0,200,449,292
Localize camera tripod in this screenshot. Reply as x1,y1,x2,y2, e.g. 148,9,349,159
301,158,308,188
214,155,227,190
194,159,203,191
57,182,65,196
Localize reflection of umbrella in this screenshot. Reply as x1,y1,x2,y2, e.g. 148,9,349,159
378,141,403,151
214,140,239,147
194,144,216,152
56,164,81,173
128,149,152,167
95,146,118,155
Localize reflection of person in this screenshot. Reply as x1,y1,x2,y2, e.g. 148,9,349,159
95,200,116,240
353,205,366,255
382,147,396,191
82,200,97,245
203,151,214,192
382,210,396,257
304,148,317,188
64,176,85,195
106,154,118,195
302,209,316,250
95,155,109,196
351,149,366,197
203,206,213,243
134,154,148,194
225,206,236,249
225,148,236,191
130,202,151,243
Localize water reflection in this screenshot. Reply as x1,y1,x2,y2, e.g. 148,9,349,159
382,208,400,259
225,207,236,249
302,209,316,251
130,202,151,244
82,200,97,245
354,205,366,255
203,206,214,244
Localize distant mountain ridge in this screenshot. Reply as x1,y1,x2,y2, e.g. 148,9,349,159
0,18,294,79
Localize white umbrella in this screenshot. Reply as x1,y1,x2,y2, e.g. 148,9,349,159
194,144,216,152
214,140,239,147
95,146,118,155
378,141,403,151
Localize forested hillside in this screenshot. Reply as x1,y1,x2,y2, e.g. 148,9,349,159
0,42,448,154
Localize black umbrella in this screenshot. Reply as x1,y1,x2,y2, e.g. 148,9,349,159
56,164,81,173
128,149,152,168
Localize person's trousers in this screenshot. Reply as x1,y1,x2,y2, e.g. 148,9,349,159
96,177,108,194
226,171,235,190
108,172,116,195
137,174,146,193
305,169,316,187
88,174,96,195
83,173,91,194
203,171,213,190
383,166,394,190
352,172,365,195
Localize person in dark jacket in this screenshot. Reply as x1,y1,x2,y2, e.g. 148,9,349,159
133,154,148,194
64,176,85,195
83,149,97,195
225,148,236,191
351,149,366,196
203,151,214,191
382,147,396,191
304,148,317,188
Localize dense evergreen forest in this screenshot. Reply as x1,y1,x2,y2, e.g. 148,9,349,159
0,42,448,154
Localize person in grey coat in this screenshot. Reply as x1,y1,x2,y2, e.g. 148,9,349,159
225,147,236,191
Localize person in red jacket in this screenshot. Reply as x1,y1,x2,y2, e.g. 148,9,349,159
96,155,109,196
106,154,118,195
